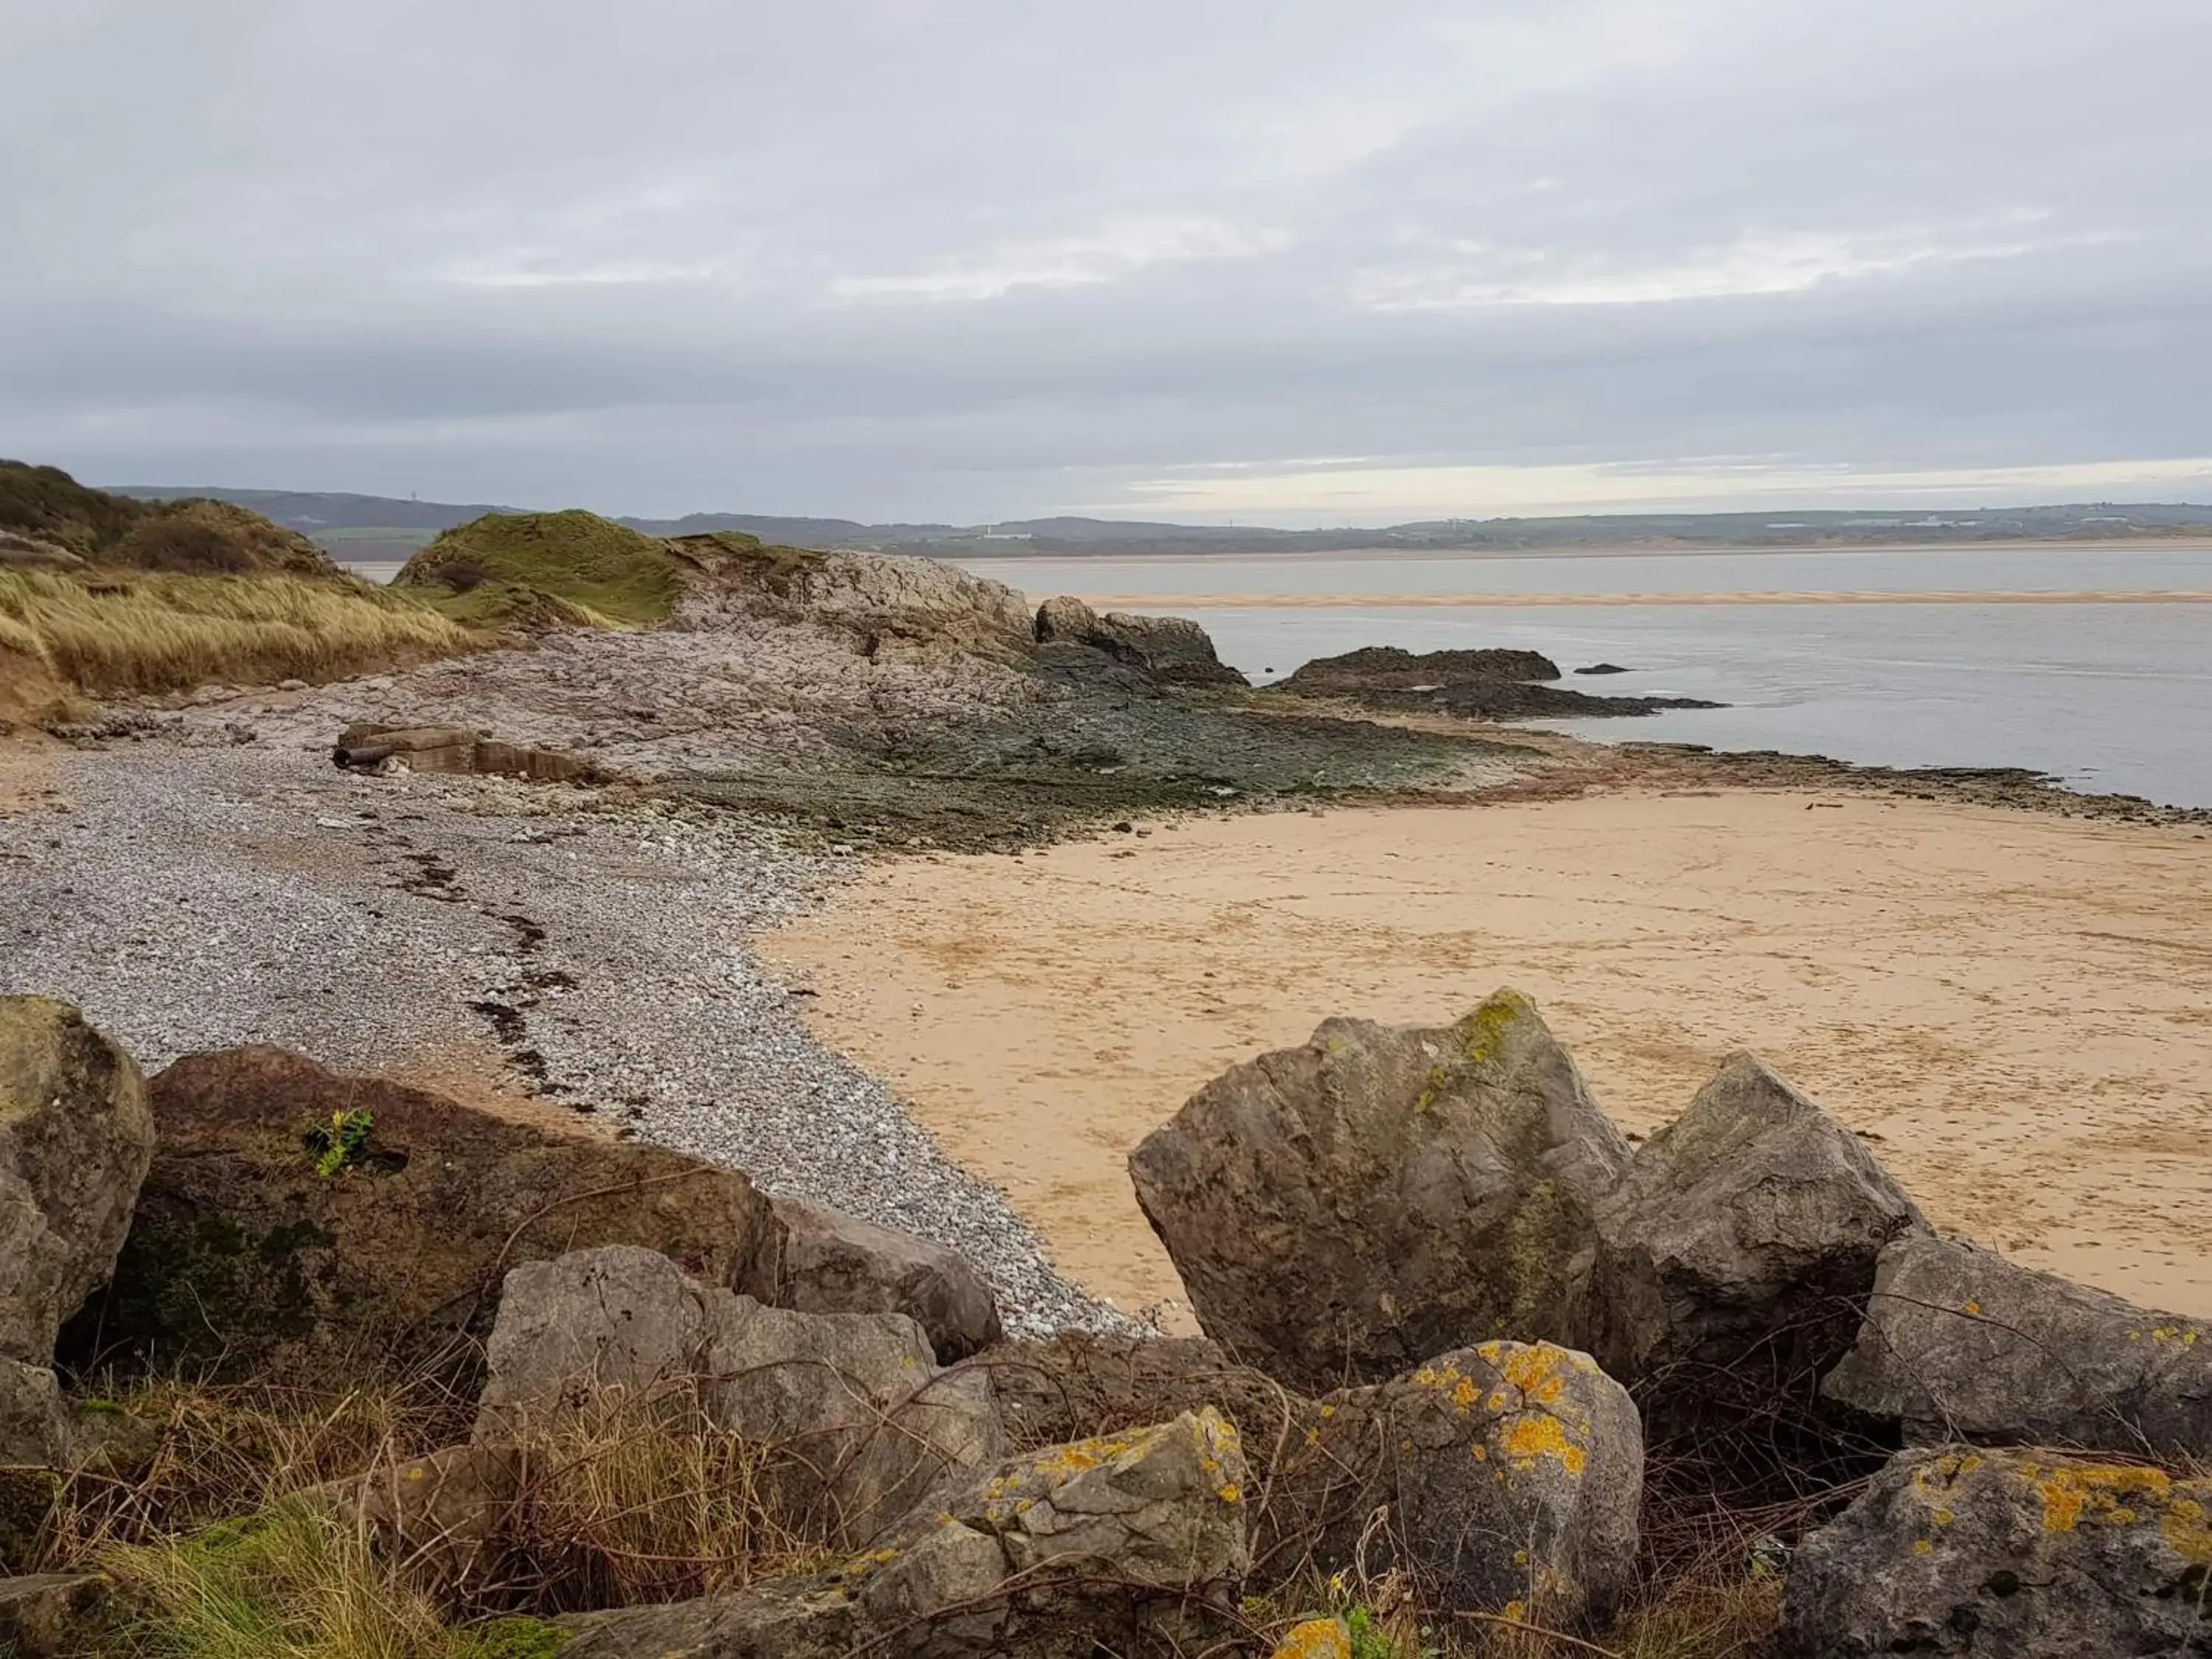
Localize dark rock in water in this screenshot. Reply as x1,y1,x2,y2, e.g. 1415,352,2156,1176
1269,645,1719,720
1779,1444,2212,1658
760,1194,1002,1362
1033,595,1247,687
1128,989,1629,1391
1574,663,1632,675
1281,644,1562,689
58,1046,784,1383
1821,1233,2212,1459
1590,1054,1924,1435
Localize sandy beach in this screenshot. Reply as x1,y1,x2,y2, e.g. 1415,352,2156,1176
766,787,2212,1329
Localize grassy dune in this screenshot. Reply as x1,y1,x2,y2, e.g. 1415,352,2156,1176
0,569,478,700
398,510,684,627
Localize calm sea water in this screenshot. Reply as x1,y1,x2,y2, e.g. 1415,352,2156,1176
964,543,2212,808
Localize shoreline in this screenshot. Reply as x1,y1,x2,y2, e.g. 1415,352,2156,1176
765,773,2212,1331
1027,587,2212,608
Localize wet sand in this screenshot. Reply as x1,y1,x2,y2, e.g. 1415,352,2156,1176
765,789,2212,1328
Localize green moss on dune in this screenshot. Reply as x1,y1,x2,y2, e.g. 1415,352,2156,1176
397,510,682,626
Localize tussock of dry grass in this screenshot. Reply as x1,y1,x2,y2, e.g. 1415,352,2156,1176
0,569,478,698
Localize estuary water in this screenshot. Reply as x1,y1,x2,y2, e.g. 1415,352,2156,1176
964,542,2212,808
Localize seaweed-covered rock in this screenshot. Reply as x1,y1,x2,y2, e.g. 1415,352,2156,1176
59,1046,783,1382
762,1196,1001,1362
479,1244,1002,1545
1780,1444,2212,1657
559,1408,1250,1659
1129,990,1629,1390
1822,1234,2212,1458
0,997,153,1366
1590,1053,1924,1422
1265,1341,1642,1629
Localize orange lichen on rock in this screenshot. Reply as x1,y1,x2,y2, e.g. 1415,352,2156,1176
1269,1617,1352,1659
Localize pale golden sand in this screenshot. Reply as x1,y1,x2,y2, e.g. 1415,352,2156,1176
765,790,2212,1327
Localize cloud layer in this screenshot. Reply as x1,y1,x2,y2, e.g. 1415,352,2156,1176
3,0,2207,521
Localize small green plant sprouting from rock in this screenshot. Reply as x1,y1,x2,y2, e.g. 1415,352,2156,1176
304,1107,375,1178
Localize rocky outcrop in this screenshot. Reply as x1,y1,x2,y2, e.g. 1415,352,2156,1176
1264,1342,1642,1629
59,1046,784,1381
762,1196,1001,1363
0,998,154,1367
1033,597,1247,687
332,723,610,785
1129,990,1629,1390
1822,1234,2212,1458
1268,644,1719,720
698,543,1035,659
559,1408,1251,1659
479,1245,1002,1545
1780,1444,2212,1657
1590,1054,1924,1426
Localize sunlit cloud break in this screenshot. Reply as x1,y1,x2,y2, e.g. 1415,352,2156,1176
1116,456,2212,524
1349,221,2122,310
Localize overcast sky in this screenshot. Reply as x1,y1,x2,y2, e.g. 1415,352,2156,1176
4,0,2208,524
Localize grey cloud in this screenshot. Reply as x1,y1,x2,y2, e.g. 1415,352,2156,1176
2,0,2207,519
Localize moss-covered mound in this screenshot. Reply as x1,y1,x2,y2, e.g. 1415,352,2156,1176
0,460,342,577
396,510,684,627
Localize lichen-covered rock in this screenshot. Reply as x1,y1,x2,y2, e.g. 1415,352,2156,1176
1129,990,1630,1390
763,1196,1001,1362
58,1046,783,1382
1590,1053,1924,1424
0,997,153,1366
1270,1618,1352,1659
479,1244,1002,1545
1265,1341,1642,1630
559,1409,1251,1659
1780,1444,2212,1657
1822,1233,2212,1458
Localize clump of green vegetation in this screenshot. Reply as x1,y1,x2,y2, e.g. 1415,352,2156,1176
304,1108,375,1178
397,511,683,627
99,1495,569,1659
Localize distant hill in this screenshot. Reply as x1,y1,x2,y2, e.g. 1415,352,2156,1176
105,484,2212,560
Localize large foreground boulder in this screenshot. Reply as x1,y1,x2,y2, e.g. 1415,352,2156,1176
1265,1341,1642,1629
478,1245,1002,1545
0,998,154,1366
1822,1233,2212,1458
762,1195,1001,1362
58,1046,783,1380
1033,597,1247,687
1781,1444,2212,1657
1590,1053,1924,1428
1129,990,1629,1390
559,1408,1251,1659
